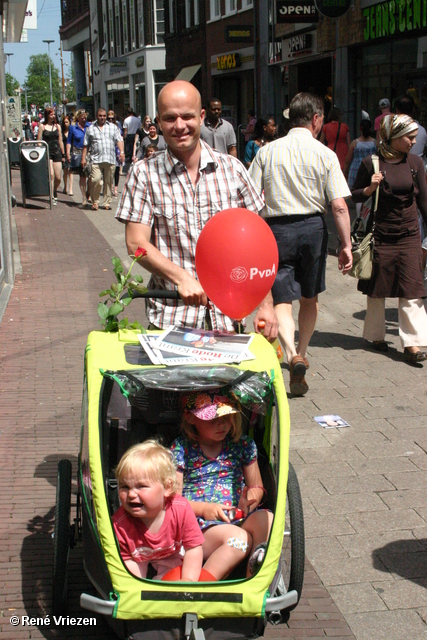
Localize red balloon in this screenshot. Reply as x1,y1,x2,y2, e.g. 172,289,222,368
195,208,278,320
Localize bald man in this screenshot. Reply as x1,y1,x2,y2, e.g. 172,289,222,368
116,81,277,336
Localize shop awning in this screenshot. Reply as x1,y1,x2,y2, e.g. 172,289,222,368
174,65,201,82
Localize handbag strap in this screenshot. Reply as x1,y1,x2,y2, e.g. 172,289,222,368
369,154,380,232
333,122,341,153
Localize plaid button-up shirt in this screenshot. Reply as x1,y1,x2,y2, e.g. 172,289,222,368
116,141,265,331
83,121,122,164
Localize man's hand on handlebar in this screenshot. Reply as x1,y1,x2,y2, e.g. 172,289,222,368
176,272,209,307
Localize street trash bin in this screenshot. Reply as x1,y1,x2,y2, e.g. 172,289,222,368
8,136,22,166
19,140,52,209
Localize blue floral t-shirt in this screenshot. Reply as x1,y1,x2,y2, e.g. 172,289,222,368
171,435,257,529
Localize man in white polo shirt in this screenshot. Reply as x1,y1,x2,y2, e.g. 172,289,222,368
249,92,352,396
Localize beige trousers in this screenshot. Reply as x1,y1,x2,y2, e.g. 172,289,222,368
90,163,115,207
363,296,427,348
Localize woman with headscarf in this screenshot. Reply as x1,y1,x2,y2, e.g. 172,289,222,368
351,114,427,364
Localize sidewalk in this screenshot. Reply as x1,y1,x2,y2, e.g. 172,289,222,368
1,166,426,639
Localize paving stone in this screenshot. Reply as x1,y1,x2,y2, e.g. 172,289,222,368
308,491,388,517
346,610,427,639
328,582,388,614
296,445,367,465
348,456,419,475
355,439,425,459
346,509,427,534
337,530,424,558
290,461,357,480
372,579,427,609
319,474,395,495
379,488,427,510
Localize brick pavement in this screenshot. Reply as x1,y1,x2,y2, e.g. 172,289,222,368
3,166,410,640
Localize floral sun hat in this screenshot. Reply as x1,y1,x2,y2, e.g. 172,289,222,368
182,390,240,421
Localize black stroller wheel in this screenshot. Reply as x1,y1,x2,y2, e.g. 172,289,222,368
271,462,305,615
52,459,72,617
283,462,305,604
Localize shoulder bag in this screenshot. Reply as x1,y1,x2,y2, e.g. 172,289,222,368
347,154,379,280
333,122,341,153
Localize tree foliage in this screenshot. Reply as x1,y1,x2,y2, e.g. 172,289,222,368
24,54,62,108
6,73,20,96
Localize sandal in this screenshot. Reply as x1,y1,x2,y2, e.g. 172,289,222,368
404,348,427,364
91,203,99,211
103,205,112,210
248,543,267,576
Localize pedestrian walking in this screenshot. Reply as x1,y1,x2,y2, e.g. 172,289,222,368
123,107,142,163
244,117,276,168
249,92,352,396
374,98,392,143
116,80,277,336
37,107,65,206
82,108,124,211
66,109,90,208
351,114,427,364
343,119,376,190
107,111,123,197
61,114,73,196
320,107,351,170
132,122,166,161
200,98,237,157
22,113,32,140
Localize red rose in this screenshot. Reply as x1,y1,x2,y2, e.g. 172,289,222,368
134,247,147,258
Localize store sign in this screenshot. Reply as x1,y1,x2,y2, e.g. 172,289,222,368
135,56,144,67
363,0,427,40
225,25,253,42
286,33,313,56
216,53,241,71
23,0,37,29
276,0,318,22
315,0,351,18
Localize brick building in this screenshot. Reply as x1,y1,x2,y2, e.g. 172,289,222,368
164,0,427,140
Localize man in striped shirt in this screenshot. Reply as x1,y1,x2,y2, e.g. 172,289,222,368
116,80,277,337
249,92,352,396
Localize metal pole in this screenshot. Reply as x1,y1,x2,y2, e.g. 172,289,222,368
60,42,65,103
43,40,54,106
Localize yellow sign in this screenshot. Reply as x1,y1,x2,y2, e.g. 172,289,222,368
216,53,241,71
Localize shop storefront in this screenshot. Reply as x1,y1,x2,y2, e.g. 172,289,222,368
352,0,427,126
210,47,255,129
280,31,332,109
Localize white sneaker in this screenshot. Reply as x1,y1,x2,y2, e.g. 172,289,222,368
52,197,58,206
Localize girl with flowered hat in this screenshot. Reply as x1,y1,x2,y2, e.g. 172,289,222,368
171,390,273,580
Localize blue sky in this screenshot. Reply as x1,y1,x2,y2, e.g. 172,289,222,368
5,0,72,87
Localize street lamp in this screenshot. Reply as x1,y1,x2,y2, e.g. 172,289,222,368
43,39,54,106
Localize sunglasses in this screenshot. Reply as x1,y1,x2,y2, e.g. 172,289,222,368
107,117,115,121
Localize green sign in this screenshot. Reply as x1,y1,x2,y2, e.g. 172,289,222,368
363,0,427,40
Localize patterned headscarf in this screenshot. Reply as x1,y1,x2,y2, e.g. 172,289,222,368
379,114,418,160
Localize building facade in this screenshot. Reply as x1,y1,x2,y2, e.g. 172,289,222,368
59,0,92,112
0,0,27,313
164,0,427,143
275,0,427,133
88,0,167,119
